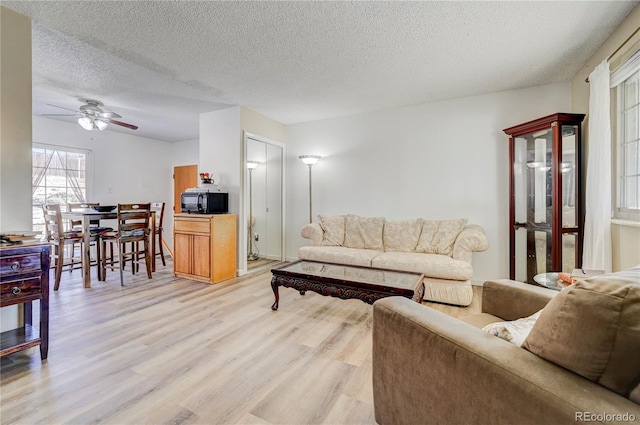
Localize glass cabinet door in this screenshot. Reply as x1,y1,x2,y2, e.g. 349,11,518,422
513,128,553,283
561,125,580,274
561,125,578,229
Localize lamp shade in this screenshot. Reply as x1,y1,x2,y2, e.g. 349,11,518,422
247,161,259,170
78,116,109,131
78,117,94,131
94,119,108,131
299,155,322,166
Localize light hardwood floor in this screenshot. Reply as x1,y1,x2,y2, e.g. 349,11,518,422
247,258,281,271
0,260,481,425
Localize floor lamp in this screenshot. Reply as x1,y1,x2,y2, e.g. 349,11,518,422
247,161,259,261
299,155,322,223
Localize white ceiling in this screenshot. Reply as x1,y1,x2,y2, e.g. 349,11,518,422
3,1,638,142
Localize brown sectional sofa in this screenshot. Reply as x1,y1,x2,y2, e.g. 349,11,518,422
372,267,640,425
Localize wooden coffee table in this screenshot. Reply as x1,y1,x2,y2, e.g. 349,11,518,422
270,260,424,310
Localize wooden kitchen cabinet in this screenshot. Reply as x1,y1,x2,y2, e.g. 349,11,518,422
0,241,51,360
174,214,237,283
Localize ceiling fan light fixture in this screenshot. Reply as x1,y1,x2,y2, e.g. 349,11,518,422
95,119,108,131
47,99,135,131
78,116,94,131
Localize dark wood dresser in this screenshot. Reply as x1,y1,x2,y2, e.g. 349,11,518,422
0,241,51,360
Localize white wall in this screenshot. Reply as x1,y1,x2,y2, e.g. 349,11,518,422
1,6,32,331
1,7,32,232
170,139,199,168
285,82,571,281
200,106,286,274
199,107,243,214
31,116,192,251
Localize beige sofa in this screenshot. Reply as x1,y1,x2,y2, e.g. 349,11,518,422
372,267,640,425
298,214,488,306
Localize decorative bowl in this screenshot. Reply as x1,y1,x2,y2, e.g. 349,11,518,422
92,205,116,212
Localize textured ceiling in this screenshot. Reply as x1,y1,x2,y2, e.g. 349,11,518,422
3,1,638,142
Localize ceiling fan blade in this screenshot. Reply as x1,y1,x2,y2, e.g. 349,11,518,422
46,103,80,113
100,111,122,119
108,119,138,130
42,113,78,117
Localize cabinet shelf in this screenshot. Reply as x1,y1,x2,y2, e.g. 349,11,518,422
0,325,41,356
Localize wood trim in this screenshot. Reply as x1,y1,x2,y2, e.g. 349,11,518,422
508,135,516,280
503,113,586,137
576,121,585,269
551,121,562,271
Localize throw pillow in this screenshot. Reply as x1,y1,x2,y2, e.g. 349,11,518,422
344,215,385,250
383,219,424,252
415,218,468,256
318,214,345,246
482,310,542,347
522,267,640,399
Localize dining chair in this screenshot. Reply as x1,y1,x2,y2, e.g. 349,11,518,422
42,204,101,290
150,202,166,267
100,203,152,286
67,202,109,271
67,202,100,228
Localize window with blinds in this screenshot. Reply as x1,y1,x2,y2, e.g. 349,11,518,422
612,51,640,222
32,144,92,234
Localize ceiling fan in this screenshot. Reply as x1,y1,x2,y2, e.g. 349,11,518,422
42,98,138,131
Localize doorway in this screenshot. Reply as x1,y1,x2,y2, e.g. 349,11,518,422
173,164,198,214
243,134,285,274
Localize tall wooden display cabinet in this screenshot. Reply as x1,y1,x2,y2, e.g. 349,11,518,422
503,113,585,284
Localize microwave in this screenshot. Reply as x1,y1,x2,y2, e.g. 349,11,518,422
181,192,229,214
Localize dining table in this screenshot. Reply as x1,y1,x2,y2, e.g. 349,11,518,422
61,208,156,288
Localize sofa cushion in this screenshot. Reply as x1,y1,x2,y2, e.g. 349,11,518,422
383,219,423,252
371,252,473,280
297,246,380,267
344,215,385,251
423,277,474,306
318,214,345,246
523,267,640,399
460,312,503,329
416,218,468,256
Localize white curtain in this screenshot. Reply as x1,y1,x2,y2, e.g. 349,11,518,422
583,60,612,272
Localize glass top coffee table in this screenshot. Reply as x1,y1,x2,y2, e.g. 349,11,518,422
270,260,425,310
533,272,565,291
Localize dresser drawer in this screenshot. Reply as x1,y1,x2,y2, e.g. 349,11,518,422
175,218,211,234
0,276,42,301
0,253,42,277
